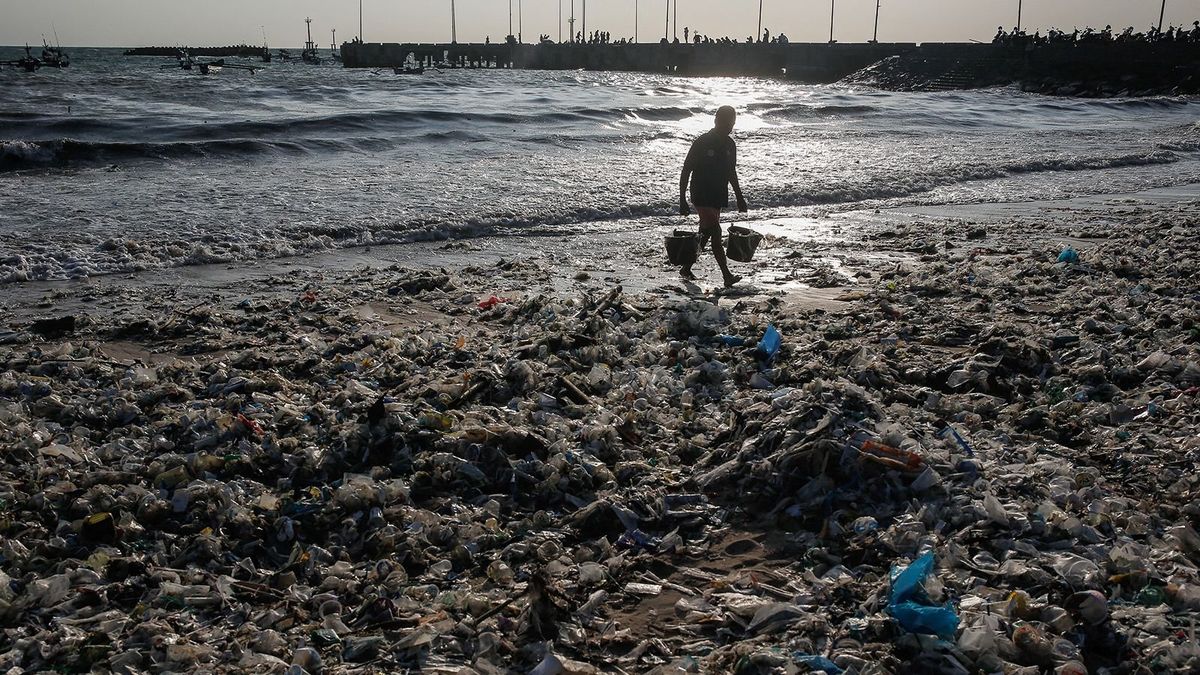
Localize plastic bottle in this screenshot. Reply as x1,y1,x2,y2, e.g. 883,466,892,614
861,440,924,470
1013,624,1054,665
852,516,880,535
1167,583,1200,610
486,560,514,586
418,412,455,431
1136,585,1167,607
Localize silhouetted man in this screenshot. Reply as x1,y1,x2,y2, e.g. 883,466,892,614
679,106,747,287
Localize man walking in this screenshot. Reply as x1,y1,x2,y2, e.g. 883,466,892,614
679,105,747,287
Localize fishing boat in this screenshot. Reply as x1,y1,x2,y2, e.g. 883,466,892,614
41,39,69,68
301,18,322,65
160,51,254,75
260,28,272,63
330,29,342,63
3,45,42,72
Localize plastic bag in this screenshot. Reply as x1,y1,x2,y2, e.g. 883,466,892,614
793,653,843,674
757,325,782,361
888,552,959,639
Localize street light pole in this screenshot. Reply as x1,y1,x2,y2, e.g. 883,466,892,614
451,0,457,43
829,0,835,43
758,0,763,43
873,0,880,42
359,0,363,41
519,0,523,42
664,0,669,40
673,0,678,40
509,0,513,38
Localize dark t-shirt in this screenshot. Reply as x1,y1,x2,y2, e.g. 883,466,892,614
685,129,737,208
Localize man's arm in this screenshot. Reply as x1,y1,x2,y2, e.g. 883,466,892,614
731,171,748,212
730,142,747,212
679,153,693,216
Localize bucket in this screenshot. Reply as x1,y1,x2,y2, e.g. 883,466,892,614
665,230,699,266
726,226,763,263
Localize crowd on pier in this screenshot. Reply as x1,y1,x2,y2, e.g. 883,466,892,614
676,28,792,45
994,20,1200,45
531,28,792,46
513,21,1200,49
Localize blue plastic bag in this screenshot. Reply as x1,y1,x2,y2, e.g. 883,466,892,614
793,653,843,674
757,324,782,361
1057,247,1080,264
888,552,959,639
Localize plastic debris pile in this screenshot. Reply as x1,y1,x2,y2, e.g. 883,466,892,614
0,199,1197,673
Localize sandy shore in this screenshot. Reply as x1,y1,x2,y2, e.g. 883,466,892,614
0,186,1198,673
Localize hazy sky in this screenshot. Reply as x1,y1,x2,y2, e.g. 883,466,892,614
4,0,1196,47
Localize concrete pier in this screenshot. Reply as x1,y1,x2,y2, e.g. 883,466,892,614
341,41,917,83
341,40,1200,94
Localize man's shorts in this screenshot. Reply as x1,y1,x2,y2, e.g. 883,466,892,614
696,206,723,236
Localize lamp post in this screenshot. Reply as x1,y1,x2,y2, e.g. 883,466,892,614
664,0,669,40
509,0,513,38
570,0,575,41
829,0,835,43
757,0,763,43
873,0,880,42
359,0,363,41
673,0,678,40
519,0,523,42
451,0,457,43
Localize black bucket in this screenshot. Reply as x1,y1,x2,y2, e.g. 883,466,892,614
665,230,699,266
726,226,763,263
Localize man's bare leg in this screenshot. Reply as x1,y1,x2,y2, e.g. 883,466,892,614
698,207,741,288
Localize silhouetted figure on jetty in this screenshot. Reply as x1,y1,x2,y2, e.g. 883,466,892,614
993,20,1200,46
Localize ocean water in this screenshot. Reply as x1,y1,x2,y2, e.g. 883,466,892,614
1,46,1198,282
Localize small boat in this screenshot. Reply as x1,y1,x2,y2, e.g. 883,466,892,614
261,27,272,63
330,29,342,63
301,17,322,64
13,45,41,72
41,40,69,68
161,52,248,76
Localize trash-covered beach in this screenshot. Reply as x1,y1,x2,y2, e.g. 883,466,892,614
1,190,1198,674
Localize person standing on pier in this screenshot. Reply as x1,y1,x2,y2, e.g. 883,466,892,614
678,106,748,288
